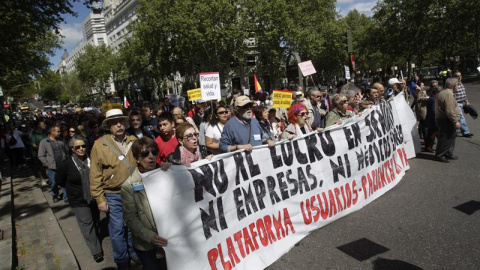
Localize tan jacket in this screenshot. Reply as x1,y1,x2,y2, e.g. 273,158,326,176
303,98,326,127
122,168,157,251
89,134,137,205
435,88,460,123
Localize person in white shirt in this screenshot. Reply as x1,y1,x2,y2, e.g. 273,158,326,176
205,106,230,155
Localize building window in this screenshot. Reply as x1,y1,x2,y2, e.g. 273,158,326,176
97,37,105,45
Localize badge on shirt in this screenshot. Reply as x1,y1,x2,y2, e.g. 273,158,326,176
133,182,144,192
253,134,261,141
118,154,125,161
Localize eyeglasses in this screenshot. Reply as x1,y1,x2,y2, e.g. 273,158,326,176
184,132,200,141
217,111,228,115
298,112,309,117
313,95,322,98
140,149,159,158
73,145,86,150
69,130,75,133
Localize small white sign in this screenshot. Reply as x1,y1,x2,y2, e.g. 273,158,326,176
345,65,351,80
298,60,317,76
200,72,221,101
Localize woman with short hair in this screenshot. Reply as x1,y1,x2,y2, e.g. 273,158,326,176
282,103,313,140
122,137,171,269
324,93,354,128
167,122,212,166
55,135,103,263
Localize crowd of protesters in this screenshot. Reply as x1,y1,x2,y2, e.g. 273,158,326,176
0,70,475,269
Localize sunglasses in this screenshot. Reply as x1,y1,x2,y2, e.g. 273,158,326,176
184,132,200,141
73,145,86,150
217,111,228,115
69,130,75,133
241,104,254,109
140,149,159,158
298,112,309,117
340,100,348,104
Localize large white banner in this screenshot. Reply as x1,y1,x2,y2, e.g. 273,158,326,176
143,96,415,270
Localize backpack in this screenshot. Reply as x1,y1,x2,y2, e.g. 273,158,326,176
8,134,17,146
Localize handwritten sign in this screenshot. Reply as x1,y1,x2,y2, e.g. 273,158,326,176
200,72,221,101
298,60,317,76
187,88,202,102
272,90,293,108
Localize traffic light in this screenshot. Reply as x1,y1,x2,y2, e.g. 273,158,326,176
344,30,353,53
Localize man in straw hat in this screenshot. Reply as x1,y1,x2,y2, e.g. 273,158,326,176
89,109,139,269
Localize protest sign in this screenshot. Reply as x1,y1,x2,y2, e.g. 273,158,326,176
166,94,185,107
272,90,293,108
345,65,351,80
298,60,317,76
200,72,221,101
102,103,122,114
188,88,202,102
143,95,415,270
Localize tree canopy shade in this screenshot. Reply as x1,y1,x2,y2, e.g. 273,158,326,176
0,0,78,95
75,44,116,97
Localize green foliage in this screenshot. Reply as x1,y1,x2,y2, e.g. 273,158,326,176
0,0,77,94
75,44,116,97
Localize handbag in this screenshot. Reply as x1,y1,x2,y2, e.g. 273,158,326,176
463,102,478,119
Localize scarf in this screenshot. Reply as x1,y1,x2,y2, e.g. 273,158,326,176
180,146,202,165
72,154,92,204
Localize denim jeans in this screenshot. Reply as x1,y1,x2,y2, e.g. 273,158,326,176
47,169,67,200
457,103,471,135
105,193,136,264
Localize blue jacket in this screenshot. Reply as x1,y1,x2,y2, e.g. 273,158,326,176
219,116,264,153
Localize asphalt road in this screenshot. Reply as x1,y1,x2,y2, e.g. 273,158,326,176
269,81,480,270
46,81,480,270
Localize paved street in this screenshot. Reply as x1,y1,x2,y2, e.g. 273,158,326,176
270,81,480,269
2,81,479,270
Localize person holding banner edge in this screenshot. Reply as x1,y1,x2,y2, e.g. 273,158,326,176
219,95,276,153
122,137,171,269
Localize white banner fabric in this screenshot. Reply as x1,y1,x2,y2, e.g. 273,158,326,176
142,98,416,270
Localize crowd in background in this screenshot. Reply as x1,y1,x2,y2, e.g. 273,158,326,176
0,71,475,269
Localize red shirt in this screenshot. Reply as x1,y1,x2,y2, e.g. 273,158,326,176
155,135,178,164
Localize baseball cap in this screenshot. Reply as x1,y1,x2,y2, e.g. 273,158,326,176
388,78,401,85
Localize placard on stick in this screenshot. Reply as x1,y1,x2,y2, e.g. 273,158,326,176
200,72,221,101
298,60,317,76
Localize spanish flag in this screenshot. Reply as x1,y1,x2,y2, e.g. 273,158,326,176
254,74,263,93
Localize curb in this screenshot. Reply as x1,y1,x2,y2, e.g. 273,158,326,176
9,169,78,269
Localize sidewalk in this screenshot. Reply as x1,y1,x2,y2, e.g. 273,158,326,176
0,161,77,270
0,158,142,270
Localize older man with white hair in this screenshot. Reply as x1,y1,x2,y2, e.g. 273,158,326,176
90,109,139,269
219,96,275,153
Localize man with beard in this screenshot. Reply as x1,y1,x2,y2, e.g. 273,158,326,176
219,96,275,153
89,109,139,269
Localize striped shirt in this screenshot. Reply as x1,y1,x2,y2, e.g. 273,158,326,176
453,82,468,103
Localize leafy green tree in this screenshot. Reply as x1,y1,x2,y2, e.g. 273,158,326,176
0,0,78,94
75,44,115,98
36,71,63,103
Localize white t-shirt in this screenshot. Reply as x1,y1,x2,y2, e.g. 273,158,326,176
205,123,224,143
